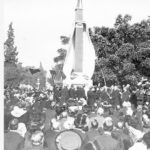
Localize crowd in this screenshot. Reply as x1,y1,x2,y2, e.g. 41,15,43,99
4,77,150,150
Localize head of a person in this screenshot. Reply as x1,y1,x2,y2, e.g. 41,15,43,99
116,121,124,129
97,107,104,116
9,118,19,130
91,119,99,130
31,130,44,146
103,117,113,132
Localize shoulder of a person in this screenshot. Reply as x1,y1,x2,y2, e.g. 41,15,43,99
5,131,23,139
129,142,147,150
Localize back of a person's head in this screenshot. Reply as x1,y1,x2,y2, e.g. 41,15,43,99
9,118,19,130
103,117,113,132
143,132,150,148
91,119,99,130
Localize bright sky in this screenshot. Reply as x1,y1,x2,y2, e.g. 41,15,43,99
4,0,150,72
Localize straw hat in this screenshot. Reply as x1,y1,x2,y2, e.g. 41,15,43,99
56,130,82,150
11,106,27,118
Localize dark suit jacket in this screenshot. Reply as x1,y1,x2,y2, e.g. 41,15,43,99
95,134,124,150
44,130,58,150
4,131,24,150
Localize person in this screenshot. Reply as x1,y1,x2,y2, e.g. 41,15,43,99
44,129,59,150
4,118,24,150
112,121,133,150
129,131,150,150
81,117,124,150
76,86,86,100
83,119,100,144
122,84,131,104
111,86,122,108
43,106,56,131
69,85,76,99
53,86,61,102
18,130,49,150
61,85,69,104
87,87,96,106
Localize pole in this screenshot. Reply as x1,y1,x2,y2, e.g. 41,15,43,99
101,69,106,86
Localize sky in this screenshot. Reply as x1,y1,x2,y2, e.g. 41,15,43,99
4,0,150,73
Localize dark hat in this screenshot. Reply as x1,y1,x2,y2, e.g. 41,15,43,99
91,119,99,129
31,130,44,146
9,118,19,130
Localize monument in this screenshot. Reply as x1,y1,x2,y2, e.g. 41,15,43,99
63,0,96,86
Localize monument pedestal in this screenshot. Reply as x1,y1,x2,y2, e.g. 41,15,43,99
63,72,93,87
62,0,95,88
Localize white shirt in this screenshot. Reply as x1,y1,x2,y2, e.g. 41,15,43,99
10,123,27,137
129,142,147,150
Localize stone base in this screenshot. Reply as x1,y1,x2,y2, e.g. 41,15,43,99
63,75,93,88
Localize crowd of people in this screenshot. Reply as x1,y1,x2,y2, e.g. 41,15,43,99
4,77,150,150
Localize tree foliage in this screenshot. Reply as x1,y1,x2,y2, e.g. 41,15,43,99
51,36,69,85
4,23,47,89
90,15,150,86
4,22,18,65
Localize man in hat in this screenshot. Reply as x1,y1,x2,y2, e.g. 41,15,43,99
110,86,122,108
18,130,49,150
4,118,24,150
122,84,131,104
61,85,69,104
53,86,61,102
81,117,124,150
69,85,77,99
112,120,133,150
83,119,100,145
94,117,124,150
44,128,59,150
87,87,96,106
43,106,57,132
129,131,150,150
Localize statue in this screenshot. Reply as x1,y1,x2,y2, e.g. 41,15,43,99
63,0,96,87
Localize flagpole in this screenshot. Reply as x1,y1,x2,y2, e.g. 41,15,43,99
101,69,106,86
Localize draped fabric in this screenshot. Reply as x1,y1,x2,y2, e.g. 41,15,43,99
63,23,96,83
63,28,75,81
82,23,96,79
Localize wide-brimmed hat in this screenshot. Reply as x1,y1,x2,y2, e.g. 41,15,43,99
11,106,27,117
56,130,82,150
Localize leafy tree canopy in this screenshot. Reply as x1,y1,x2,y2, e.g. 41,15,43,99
90,15,150,86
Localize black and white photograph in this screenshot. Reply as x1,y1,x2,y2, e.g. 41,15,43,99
3,0,150,150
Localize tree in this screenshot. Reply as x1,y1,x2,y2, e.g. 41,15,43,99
90,15,150,86
4,23,19,88
4,22,18,65
51,36,69,85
